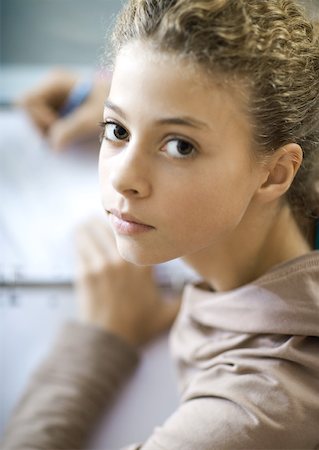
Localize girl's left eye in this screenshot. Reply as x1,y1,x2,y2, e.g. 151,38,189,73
164,139,196,159
100,121,129,142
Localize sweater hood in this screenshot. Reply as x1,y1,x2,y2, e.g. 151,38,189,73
181,251,319,337
170,252,319,444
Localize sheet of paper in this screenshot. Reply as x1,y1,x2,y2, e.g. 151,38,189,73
0,109,101,279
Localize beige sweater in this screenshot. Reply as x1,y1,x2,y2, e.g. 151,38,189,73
2,252,319,450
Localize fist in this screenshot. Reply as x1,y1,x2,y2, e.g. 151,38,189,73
75,217,181,346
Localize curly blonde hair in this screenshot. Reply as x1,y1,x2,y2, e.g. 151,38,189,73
111,0,319,230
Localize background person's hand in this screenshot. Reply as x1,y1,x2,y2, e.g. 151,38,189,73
75,218,181,347
18,68,110,150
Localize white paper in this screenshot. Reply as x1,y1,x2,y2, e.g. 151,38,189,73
0,109,101,278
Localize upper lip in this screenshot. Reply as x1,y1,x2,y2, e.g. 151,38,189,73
107,208,154,227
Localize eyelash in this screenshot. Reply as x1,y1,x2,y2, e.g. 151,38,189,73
99,120,122,143
98,120,198,160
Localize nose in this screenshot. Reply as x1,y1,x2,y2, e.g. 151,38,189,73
109,144,152,198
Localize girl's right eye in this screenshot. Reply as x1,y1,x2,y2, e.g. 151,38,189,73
101,121,129,142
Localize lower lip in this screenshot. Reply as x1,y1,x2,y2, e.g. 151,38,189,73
110,214,154,235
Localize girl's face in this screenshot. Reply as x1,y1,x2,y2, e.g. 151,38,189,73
99,42,265,265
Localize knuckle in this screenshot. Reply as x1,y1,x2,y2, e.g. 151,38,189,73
78,255,130,283
81,263,108,281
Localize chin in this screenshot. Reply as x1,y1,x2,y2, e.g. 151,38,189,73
116,241,177,266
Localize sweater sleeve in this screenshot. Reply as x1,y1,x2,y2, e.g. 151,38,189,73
1,321,139,450
121,385,318,450
3,324,318,450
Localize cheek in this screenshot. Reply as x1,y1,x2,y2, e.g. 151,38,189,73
164,169,255,244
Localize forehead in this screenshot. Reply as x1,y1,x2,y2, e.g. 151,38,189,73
110,41,252,138
113,42,211,97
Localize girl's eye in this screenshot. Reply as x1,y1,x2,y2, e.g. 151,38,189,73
164,139,196,159
101,121,129,142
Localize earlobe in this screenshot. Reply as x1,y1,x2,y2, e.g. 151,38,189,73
257,144,303,203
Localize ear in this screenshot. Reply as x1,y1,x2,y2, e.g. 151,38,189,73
256,143,303,204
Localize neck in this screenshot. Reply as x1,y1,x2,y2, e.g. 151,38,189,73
183,202,311,292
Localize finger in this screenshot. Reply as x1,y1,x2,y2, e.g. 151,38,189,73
76,226,109,274
75,218,119,270
83,217,119,261
75,252,86,280
21,101,58,133
48,101,101,150
18,69,78,107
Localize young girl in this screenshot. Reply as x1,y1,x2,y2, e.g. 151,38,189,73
2,0,319,449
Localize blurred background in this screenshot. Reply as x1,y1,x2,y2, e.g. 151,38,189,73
0,1,184,447
0,0,125,280
1,0,119,65
1,0,121,101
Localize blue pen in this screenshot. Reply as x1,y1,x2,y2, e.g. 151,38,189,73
59,78,93,117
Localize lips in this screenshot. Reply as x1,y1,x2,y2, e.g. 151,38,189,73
107,208,154,227
106,209,155,235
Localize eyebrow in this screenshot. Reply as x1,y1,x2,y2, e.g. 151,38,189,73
104,100,209,130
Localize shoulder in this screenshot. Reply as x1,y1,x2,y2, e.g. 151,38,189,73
168,253,319,448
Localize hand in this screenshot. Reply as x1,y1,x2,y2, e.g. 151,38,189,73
18,68,110,150
75,217,181,347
